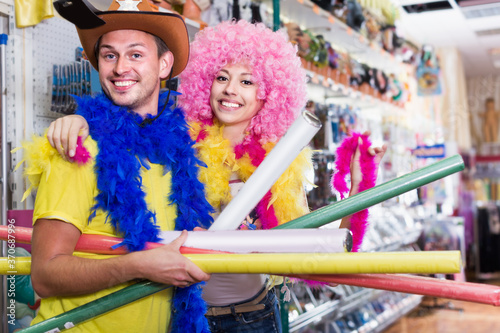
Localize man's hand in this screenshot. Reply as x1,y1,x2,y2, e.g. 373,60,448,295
47,115,89,160
32,221,209,298
132,230,211,288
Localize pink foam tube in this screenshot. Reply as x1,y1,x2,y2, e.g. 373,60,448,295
290,274,500,306
0,225,225,255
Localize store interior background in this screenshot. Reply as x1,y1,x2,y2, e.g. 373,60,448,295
2,0,500,332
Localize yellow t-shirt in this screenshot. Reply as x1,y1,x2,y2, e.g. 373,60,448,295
31,138,177,332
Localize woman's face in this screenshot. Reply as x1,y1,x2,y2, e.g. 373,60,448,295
210,63,263,130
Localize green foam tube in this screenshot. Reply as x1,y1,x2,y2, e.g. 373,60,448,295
274,154,464,230
19,281,170,333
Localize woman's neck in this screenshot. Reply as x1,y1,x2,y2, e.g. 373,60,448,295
221,122,250,146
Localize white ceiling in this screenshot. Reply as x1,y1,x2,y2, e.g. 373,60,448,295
395,0,500,77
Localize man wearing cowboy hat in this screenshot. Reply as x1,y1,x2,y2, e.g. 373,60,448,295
27,0,213,331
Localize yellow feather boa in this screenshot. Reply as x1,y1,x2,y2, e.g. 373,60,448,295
189,121,314,226
14,133,97,202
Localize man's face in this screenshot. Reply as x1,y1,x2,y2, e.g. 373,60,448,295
97,29,173,117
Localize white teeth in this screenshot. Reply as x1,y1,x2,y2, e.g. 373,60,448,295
221,101,241,108
114,81,135,87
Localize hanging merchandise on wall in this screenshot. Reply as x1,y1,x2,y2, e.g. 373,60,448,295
349,59,372,88
388,73,408,102
283,13,413,106
14,0,54,28
199,0,271,27
361,9,381,42
51,47,102,115
316,103,360,151
380,25,404,54
416,44,443,96
346,0,365,32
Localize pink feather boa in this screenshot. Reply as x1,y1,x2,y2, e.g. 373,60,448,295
71,136,92,165
331,132,377,252
234,137,280,230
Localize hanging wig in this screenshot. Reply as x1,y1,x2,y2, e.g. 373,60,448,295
178,20,307,145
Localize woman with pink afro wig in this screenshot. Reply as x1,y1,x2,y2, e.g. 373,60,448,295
178,19,307,145
178,21,386,333
178,20,311,333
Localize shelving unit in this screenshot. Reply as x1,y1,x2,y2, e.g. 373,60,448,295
284,203,425,332
469,153,500,281
277,2,426,328
301,58,406,111
263,0,408,75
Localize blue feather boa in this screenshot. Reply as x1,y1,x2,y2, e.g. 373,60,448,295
75,92,213,333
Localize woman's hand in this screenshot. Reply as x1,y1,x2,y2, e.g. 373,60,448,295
349,130,387,196
47,115,89,160
339,131,387,230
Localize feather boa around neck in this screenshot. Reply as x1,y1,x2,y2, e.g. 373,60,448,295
190,121,312,229
331,132,377,252
75,92,214,250
75,92,213,333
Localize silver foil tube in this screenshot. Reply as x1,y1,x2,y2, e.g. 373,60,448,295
209,111,321,231
160,228,352,253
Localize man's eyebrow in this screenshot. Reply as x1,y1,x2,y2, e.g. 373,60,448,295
99,42,147,50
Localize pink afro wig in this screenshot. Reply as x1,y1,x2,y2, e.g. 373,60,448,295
178,20,307,144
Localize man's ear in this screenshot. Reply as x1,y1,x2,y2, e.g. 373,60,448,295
159,51,174,80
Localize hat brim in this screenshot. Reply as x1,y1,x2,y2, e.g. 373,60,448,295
76,11,189,78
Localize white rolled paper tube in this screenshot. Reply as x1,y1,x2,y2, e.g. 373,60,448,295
209,110,322,231
159,228,352,253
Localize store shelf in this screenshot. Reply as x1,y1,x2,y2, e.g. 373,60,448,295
0,0,12,16
302,59,406,110
287,281,423,333
263,0,407,75
371,294,422,333
285,204,425,333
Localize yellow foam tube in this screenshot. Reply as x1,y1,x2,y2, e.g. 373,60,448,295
0,251,461,275
0,257,32,275
185,251,461,275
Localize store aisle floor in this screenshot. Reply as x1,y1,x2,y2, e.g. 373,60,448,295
384,293,500,332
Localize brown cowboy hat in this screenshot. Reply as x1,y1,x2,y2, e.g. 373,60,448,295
54,0,189,78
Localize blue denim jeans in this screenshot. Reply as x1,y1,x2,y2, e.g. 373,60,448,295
206,288,282,333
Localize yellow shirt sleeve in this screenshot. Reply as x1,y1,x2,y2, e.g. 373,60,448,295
33,139,98,233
